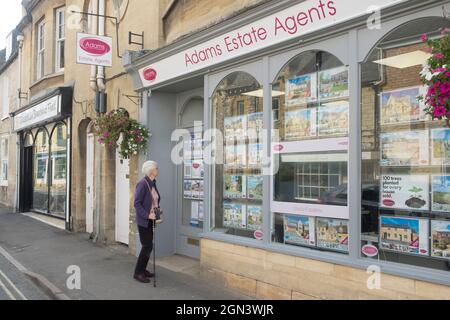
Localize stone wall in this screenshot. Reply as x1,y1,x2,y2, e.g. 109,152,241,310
201,239,450,300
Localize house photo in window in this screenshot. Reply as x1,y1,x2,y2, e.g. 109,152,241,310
360,17,450,272
271,50,350,254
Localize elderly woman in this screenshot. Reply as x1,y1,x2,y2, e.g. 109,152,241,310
133,160,161,283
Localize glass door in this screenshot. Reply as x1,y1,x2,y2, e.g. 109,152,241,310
178,96,204,258
49,123,68,218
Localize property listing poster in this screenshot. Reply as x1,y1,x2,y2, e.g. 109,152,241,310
431,128,450,166
380,175,429,211
247,205,263,231
190,201,201,226
284,108,317,141
235,144,247,168
285,74,317,107
284,214,316,247
380,86,427,125
183,180,194,198
380,130,429,166
247,112,263,139
431,220,450,260
224,115,247,142
247,175,263,200
316,218,349,253
319,66,349,100
223,202,246,229
184,160,204,179
224,175,247,199
432,175,450,213
379,216,429,256
224,144,236,168
248,143,263,168
191,180,204,199
317,103,349,137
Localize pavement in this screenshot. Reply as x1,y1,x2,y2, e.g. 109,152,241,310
0,252,49,300
0,208,251,300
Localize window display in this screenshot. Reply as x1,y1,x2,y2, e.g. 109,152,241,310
212,72,264,238
272,50,350,254
361,17,450,272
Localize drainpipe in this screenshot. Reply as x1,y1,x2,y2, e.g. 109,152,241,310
96,0,106,91
90,0,99,91
15,34,25,213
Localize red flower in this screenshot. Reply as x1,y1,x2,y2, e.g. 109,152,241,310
421,34,428,42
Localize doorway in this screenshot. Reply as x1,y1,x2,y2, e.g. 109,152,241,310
86,132,94,234
177,95,204,259
20,133,34,212
115,151,130,245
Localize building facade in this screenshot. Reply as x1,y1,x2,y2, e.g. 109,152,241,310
0,0,448,300
124,0,450,299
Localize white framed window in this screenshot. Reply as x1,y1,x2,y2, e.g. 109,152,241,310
0,137,8,186
5,32,12,60
2,78,9,120
55,7,65,72
37,19,45,80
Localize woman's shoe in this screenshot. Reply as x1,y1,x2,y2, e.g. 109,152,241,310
134,273,150,283
144,270,155,278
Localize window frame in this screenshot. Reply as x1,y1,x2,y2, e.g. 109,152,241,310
199,4,450,287
36,19,45,80
0,136,8,186
55,7,65,73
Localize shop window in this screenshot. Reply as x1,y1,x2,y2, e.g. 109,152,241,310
0,137,8,186
33,130,49,212
50,123,67,217
212,72,264,239
361,17,450,271
271,50,350,254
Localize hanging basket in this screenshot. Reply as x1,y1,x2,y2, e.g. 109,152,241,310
419,28,450,127
92,108,151,159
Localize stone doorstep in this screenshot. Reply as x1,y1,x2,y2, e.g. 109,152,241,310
20,212,66,230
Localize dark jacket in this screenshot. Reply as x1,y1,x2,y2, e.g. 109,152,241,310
134,176,161,228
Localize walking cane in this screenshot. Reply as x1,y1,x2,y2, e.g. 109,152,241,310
152,220,156,288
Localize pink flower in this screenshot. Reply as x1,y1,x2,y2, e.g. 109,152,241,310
446,72,450,77
426,47,433,54
435,53,445,59
103,132,110,138
441,27,450,35
434,106,447,117
109,141,115,147
421,34,428,42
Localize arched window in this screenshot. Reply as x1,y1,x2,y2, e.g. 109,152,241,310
360,17,450,271
50,123,68,217
211,71,264,239
33,129,50,212
271,50,350,253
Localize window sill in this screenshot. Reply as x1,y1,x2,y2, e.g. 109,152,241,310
30,72,65,90
1,116,9,121
0,181,8,187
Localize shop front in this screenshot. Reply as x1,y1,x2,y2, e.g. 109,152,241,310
125,0,450,298
13,87,73,229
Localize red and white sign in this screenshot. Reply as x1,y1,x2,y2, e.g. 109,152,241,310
138,0,407,88
77,33,113,67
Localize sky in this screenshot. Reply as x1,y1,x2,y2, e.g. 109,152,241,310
0,1,22,48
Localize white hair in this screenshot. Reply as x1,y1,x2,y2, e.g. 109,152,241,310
142,161,158,176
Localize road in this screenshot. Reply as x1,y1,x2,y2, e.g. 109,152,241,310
0,251,49,300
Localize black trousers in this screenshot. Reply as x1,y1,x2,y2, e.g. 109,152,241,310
134,221,154,275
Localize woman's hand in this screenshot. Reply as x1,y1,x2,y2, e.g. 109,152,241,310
149,211,156,220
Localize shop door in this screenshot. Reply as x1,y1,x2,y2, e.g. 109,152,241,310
86,133,94,234
22,146,34,211
177,96,204,259
115,151,130,245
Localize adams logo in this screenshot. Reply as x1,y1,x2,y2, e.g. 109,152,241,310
143,68,157,82
80,37,111,56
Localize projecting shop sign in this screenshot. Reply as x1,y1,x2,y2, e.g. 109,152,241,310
77,33,113,67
